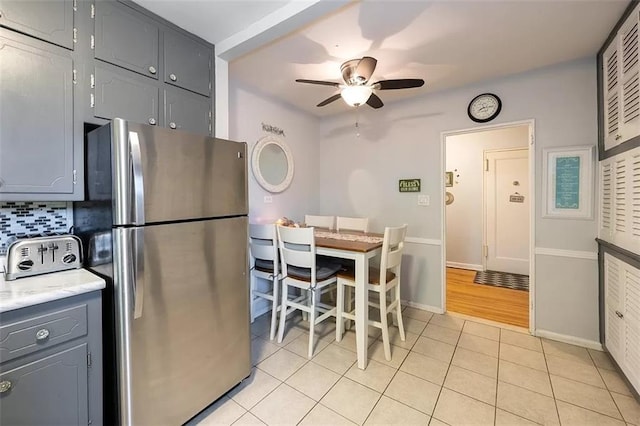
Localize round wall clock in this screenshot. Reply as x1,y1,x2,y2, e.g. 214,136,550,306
467,93,502,123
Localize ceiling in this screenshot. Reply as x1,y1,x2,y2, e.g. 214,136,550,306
137,0,628,117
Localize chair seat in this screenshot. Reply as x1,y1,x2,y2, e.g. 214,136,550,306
337,266,395,285
288,262,341,282
254,259,275,273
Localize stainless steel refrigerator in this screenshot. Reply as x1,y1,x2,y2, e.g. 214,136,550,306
74,118,250,425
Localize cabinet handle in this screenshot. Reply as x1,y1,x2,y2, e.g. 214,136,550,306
615,134,622,140
35,328,50,340
148,66,156,75
148,118,156,126
169,122,176,129
169,73,177,82
615,310,624,319
0,381,11,393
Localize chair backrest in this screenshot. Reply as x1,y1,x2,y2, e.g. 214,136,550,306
336,216,369,233
249,223,278,274
304,215,335,230
379,224,408,285
276,226,317,283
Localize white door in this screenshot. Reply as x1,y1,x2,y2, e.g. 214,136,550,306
485,149,529,274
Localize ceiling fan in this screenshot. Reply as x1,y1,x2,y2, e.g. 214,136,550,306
295,56,424,109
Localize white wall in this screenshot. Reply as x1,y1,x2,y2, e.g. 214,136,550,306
318,58,600,343
229,80,321,224
445,126,529,269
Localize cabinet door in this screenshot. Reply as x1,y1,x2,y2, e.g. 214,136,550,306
603,42,621,150
0,344,88,426
164,30,211,96
605,254,624,362
623,262,640,391
94,1,159,79
618,10,640,145
94,66,159,127
0,34,74,195
0,0,74,49
164,87,211,135
599,159,613,239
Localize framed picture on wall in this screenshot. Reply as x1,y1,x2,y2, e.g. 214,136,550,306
542,145,594,219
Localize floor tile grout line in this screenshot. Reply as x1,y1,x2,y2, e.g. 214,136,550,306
494,328,501,426
540,338,562,424
591,353,627,422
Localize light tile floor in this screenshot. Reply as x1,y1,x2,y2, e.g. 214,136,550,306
189,307,640,426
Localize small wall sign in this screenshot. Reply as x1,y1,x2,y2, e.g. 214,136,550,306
509,194,525,203
399,179,421,192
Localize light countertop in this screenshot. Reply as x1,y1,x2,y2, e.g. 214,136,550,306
0,268,106,313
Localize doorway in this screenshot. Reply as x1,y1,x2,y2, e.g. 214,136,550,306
442,121,534,330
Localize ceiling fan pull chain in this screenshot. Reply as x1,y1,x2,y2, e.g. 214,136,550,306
355,107,360,138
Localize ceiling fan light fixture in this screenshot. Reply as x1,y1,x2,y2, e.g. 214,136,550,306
341,85,372,107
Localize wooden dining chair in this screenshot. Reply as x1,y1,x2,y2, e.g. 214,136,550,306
336,216,369,233
304,214,335,230
335,224,408,361
276,225,341,358
249,223,281,340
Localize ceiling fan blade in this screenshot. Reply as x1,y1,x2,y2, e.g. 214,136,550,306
374,79,425,90
366,93,384,109
317,93,342,107
296,79,340,87
355,56,377,83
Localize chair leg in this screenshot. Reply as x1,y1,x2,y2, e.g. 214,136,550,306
379,290,392,361
395,284,406,341
277,280,288,343
301,288,309,322
345,286,353,331
269,277,279,341
308,288,317,359
336,281,344,342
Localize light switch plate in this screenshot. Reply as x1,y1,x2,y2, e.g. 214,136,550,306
264,195,273,204
418,195,430,206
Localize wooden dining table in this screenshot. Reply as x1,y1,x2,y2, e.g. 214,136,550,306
314,230,384,369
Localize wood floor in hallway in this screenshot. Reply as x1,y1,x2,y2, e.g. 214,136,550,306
446,267,529,328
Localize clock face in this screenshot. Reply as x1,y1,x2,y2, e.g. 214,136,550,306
468,93,502,123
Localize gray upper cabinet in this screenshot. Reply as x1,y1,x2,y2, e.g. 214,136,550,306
94,1,159,79
0,32,74,196
0,344,89,426
0,0,74,49
94,65,159,126
164,86,211,135
164,30,211,96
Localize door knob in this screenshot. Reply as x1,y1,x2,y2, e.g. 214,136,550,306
148,118,156,125
169,73,177,82
148,66,156,75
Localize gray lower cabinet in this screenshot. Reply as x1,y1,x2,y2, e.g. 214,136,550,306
165,86,211,135
0,291,102,426
0,30,75,199
0,0,74,49
94,65,160,126
164,30,211,96
94,0,159,79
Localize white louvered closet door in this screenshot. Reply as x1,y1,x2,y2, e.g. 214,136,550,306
605,253,624,362
599,146,640,254
624,263,640,391
604,41,620,150
619,10,640,146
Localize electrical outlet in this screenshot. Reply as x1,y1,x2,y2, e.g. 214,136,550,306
417,195,430,206
263,195,273,204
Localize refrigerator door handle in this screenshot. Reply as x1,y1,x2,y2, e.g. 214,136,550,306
129,131,145,226
133,228,145,319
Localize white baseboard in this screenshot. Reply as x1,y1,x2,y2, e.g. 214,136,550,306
446,261,483,271
535,329,603,351
402,300,444,314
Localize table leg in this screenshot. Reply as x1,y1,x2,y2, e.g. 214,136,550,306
355,253,369,369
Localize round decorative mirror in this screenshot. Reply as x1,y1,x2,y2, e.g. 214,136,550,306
251,135,294,193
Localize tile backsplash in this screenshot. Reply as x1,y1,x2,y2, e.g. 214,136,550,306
0,202,73,255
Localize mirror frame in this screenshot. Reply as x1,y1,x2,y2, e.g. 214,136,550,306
251,135,294,193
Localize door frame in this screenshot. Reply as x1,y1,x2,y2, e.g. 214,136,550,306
441,119,536,334
483,147,529,273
